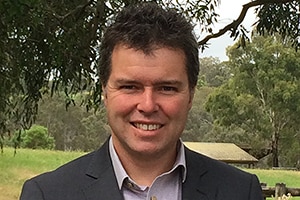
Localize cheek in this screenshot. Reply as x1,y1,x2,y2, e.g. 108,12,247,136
106,95,136,115
161,98,191,117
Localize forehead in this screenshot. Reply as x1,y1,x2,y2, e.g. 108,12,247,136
111,44,186,64
109,44,188,84
112,43,187,59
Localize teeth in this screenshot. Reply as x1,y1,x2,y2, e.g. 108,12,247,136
134,123,161,131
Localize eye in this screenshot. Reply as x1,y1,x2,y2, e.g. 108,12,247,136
120,85,136,90
119,85,142,94
159,86,178,93
162,86,176,91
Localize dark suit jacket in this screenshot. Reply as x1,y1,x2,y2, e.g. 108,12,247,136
20,140,263,200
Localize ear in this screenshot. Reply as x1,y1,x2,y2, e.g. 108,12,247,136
188,88,195,110
102,86,108,106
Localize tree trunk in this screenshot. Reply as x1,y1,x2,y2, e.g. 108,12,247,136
271,131,279,167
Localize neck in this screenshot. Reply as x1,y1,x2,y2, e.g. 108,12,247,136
114,142,178,186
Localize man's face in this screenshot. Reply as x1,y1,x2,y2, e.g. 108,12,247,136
103,44,194,159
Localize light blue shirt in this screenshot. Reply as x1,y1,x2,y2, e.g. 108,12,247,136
109,138,187,200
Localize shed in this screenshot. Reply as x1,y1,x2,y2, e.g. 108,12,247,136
184,142,258,165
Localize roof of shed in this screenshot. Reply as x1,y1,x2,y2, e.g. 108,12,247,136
183,142,258,164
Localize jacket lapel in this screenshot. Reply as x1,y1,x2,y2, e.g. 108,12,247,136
80,142,218,200
182,147,218,200
82,140,124,200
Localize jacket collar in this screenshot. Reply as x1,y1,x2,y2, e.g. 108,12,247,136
81,139,215,200
83,140,123,200
182,147,218,200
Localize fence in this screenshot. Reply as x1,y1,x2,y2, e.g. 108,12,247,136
262,183,300,199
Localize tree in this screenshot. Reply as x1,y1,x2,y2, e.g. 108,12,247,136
35,93,109,151
206,34,300,167
198,57,231,87
183,57,231,142
0,0,299,140
183,86,215,142
21,125,55,149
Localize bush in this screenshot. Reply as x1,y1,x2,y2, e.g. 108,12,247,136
21,125,55,149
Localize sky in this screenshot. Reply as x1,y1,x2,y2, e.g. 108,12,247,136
199,0,257,61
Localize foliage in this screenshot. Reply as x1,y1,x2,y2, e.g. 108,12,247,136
255,1,300,50
183,86,215,141
205,34,300,167
0,0,299,138
198,57,231,87
184,57,232,142
35,93,109,151
280,131,300,168
21,125,55,150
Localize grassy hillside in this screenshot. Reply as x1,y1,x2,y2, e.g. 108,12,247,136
1,147,300,200
246,169,300,199
247,168,300,188
0,147,85,200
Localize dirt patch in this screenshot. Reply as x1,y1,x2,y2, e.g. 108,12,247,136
12,168,39,181
0,185,20,200
0,168,40,200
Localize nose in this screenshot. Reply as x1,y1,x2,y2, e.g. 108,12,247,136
136,88,159,114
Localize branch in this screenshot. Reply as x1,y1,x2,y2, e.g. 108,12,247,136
198,0,295,46
50,0,94,23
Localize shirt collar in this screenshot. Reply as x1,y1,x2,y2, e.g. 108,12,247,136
109,137,187,189
109,137,130,189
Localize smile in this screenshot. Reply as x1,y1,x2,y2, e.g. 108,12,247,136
133,123,162,131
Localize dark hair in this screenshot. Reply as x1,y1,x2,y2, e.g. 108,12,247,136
99,3,199,89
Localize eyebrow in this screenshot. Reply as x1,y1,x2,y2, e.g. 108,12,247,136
114,78,184,86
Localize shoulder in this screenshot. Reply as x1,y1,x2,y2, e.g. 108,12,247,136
20,140,124,200
28,150,97,186
184,148,263,199
20,150,98,200
185,147,259,183
22,141,111,193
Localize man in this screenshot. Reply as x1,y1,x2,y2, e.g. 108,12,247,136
20,3,263,200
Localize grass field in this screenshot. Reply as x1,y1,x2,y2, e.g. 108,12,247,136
246,169,300,199
246,168,300,188
0,147,85,200
1,147,300,200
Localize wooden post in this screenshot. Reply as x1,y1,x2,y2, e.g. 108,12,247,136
261,182,300,198
287,187,300,196
275,183,287,199
261,183,267,200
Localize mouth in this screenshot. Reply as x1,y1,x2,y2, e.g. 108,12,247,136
132,123,163,131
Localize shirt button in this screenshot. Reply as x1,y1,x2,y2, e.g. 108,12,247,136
127,182,134,189
150,196,157,200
